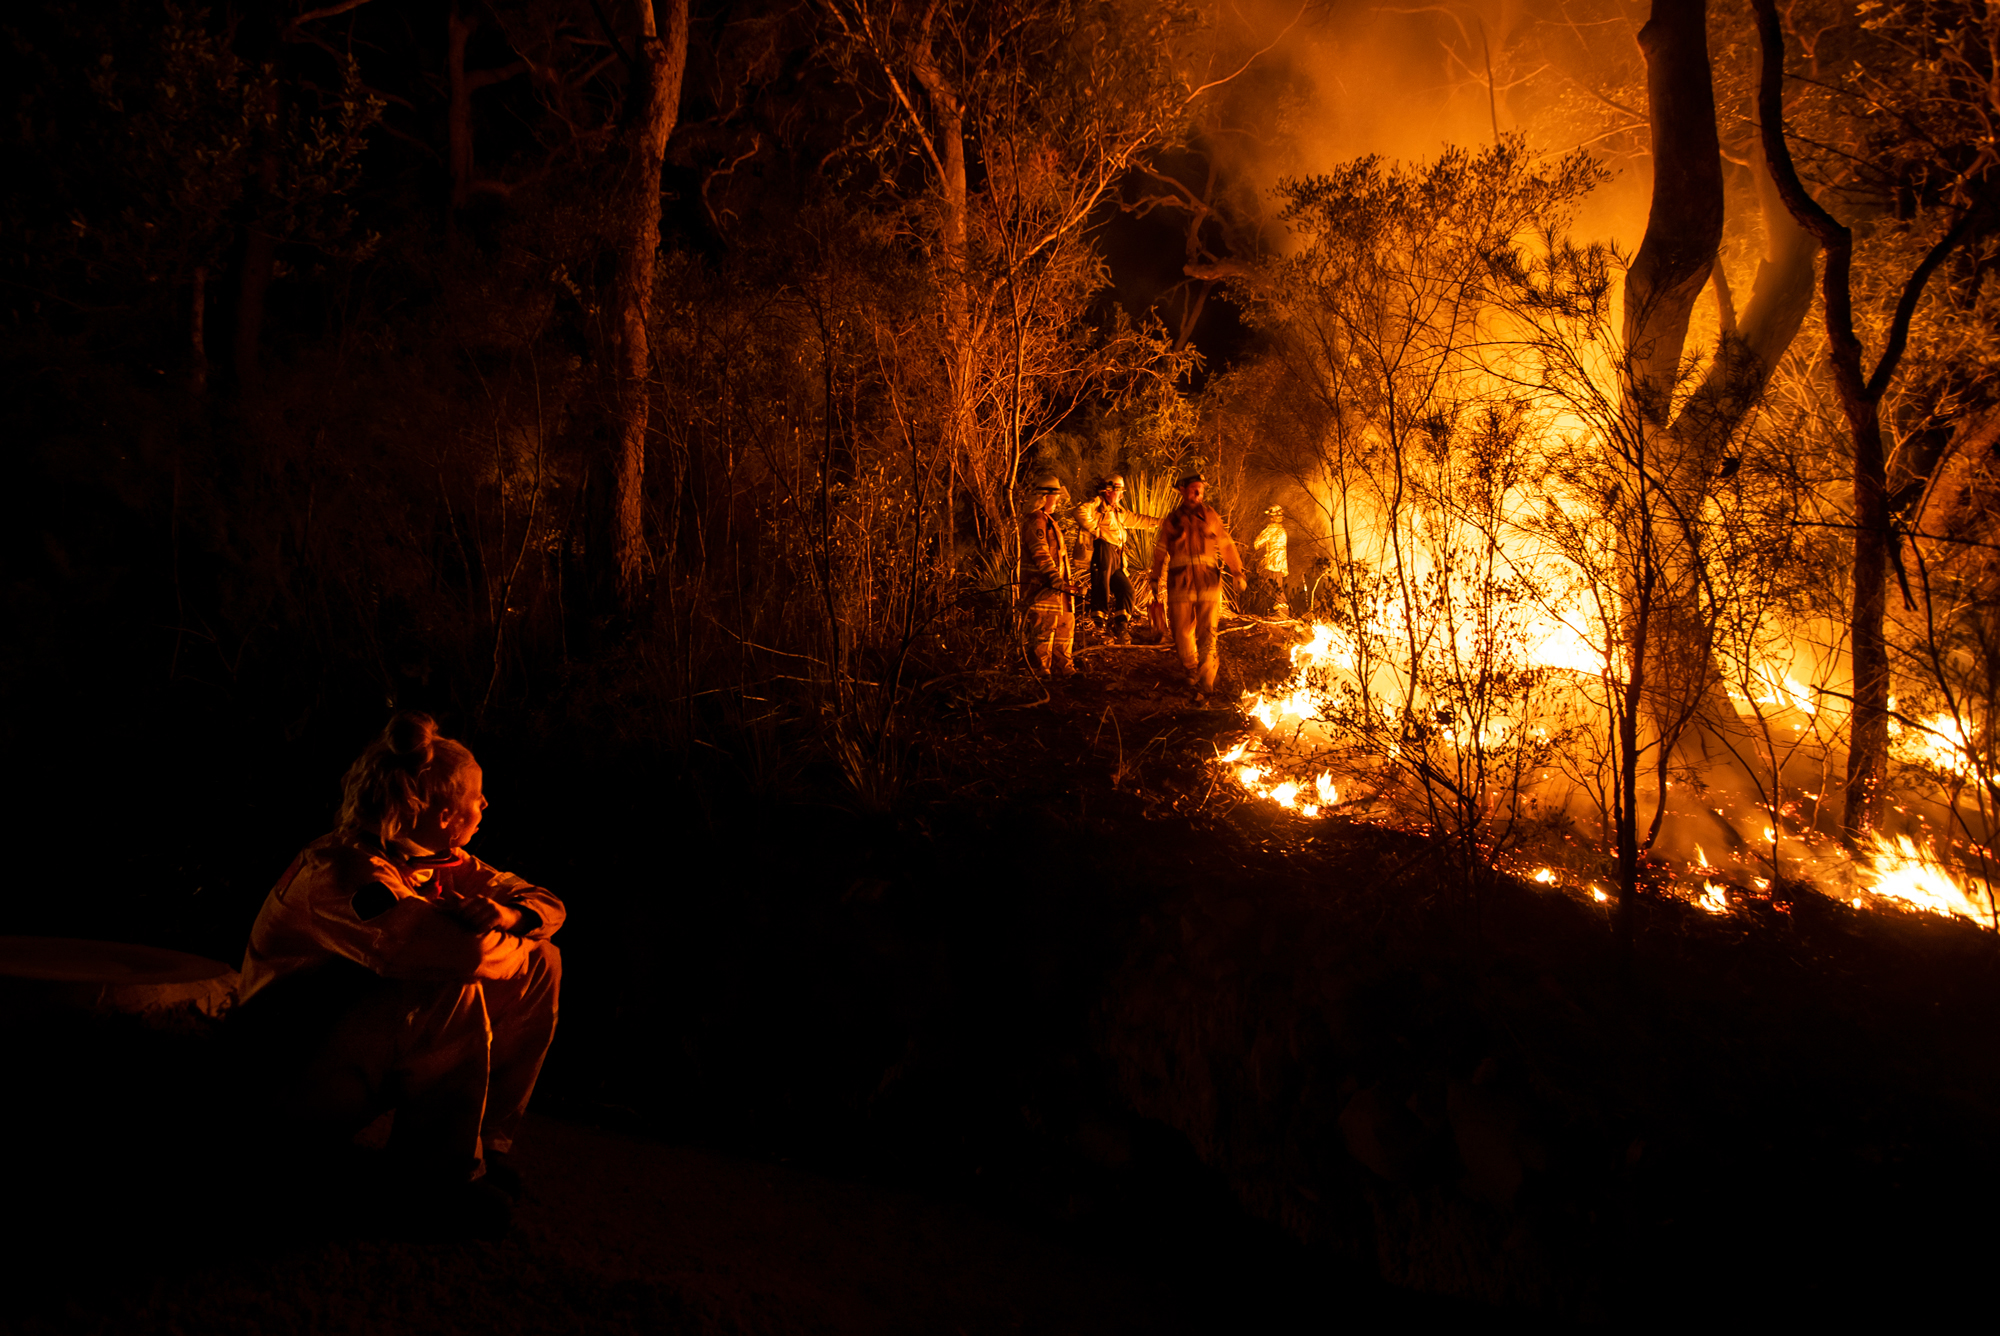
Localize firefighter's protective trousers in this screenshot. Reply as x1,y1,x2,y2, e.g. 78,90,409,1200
1167,562,1226,690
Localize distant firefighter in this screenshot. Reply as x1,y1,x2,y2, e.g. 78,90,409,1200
1073,474,1161,644
1148,473,1245,699
1055,479,1092,570
235,712,562,1231
1252,505,1291,618
1020,477,1077,678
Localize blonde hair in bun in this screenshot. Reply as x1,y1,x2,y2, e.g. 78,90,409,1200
337,711,477,843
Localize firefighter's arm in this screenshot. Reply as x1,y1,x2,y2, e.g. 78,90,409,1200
435,856,565,940
325,878,489,982
1147,529,1169,597
1218,519,1245,583
1025,517,1059,577
397,887,541,981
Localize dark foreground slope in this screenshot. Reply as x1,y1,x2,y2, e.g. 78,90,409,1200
7,622,1998,1326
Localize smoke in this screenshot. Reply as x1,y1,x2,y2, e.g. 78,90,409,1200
1196,0,1656,250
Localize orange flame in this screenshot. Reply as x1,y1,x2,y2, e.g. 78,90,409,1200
1859,833,1992,925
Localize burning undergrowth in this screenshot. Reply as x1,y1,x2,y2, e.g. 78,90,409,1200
1218,619,2000,933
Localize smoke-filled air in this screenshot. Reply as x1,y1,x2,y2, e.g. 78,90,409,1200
1182,0,2000,930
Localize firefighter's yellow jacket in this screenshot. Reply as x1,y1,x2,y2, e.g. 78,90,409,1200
1149,500,1244,597
1253,521,1289,577
1073,497,1160,549
1020,507,1074,606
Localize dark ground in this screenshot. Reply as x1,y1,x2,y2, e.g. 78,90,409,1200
7,617,2000,1327
0,1103,1419,1336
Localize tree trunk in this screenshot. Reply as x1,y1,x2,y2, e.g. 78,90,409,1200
1665,139,1817,493
446,4,525,215
610,0,689,614
1750,0,1899,841
907,13,977,568
1656,135,1819,778
1621,0,1724,430
189,265,208,398
234,86,281,393
1848,413,1893,836
448,4,476,212
1621,1,1819,851
1609,0,1724,932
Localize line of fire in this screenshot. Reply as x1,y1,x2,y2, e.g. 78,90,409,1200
4,0,1997,1326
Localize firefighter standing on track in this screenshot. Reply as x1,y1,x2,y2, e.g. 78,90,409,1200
1148,473,1244,700
1074,474,1160,644
1021,477,1077,679
1252,504,1291,618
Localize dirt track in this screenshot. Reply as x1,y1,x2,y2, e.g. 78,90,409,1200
1,1113,1211,1336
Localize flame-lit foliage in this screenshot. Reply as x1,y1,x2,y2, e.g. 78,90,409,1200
822,0,1204,562
1215,131,1938,913
1224,142,1608,872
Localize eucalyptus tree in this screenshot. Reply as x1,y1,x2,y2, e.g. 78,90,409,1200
820,0,1202,562
1748,0,2000,841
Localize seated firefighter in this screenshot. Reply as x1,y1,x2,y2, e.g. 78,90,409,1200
234,712,563,1216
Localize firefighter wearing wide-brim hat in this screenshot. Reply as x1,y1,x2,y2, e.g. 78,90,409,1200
1252,504,1291,619
1020,477,1077,678
1148,473,1244,699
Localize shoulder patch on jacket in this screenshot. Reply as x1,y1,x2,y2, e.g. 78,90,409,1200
351,881,397,922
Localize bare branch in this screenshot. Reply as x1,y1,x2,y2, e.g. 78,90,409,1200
288,0,376,30
1867,203,1995,401
1184,2,1307,105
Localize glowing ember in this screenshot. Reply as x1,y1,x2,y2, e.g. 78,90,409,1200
1219,611,1995,934
1221,731,1338,819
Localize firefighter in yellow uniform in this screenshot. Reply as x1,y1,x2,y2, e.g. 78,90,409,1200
1149,473,1244,699
1074,474,1161,643
1020,477,1076,677
1251,505,1290,618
